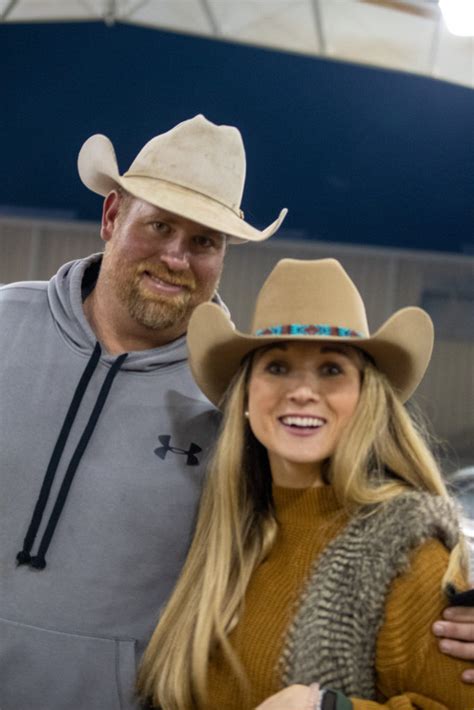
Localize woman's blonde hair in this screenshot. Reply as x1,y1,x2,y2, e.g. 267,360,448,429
137,349,462,710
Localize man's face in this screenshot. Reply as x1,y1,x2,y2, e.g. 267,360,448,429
100,192,226,337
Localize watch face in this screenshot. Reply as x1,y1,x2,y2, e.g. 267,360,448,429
321,689,337,710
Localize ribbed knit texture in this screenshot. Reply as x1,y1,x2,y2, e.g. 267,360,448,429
205,485,348,708
204,486,472,710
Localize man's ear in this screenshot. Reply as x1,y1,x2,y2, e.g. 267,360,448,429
100,191,121,243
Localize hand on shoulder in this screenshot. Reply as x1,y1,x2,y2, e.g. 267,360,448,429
433,597,474,683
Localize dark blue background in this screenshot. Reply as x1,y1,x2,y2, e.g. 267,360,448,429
1,21,473,253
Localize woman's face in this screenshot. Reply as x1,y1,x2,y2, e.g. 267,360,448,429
247,340,362,487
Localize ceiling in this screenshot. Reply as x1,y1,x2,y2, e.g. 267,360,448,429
1,0,473,89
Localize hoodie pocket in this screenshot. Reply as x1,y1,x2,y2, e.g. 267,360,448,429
0,616,138,710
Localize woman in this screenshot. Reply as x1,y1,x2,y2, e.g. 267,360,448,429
138,258,471,709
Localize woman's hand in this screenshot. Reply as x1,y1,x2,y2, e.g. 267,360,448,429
255,683,320,709
433,605,474,682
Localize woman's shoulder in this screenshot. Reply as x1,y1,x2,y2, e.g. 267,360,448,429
353,490,461,560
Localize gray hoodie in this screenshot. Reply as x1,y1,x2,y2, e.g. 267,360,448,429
0,254,220,710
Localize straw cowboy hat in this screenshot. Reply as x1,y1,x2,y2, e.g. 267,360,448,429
77,114,287,244
187,258,434,405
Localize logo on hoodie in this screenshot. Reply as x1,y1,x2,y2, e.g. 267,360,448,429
154,435,202,466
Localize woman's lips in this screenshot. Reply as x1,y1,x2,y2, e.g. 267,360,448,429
278,415,326,435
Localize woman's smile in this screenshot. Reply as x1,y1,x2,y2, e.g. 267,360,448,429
278,413,326,435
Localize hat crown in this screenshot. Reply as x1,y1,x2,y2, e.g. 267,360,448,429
251,259,370,335
125,114,246,211
77,116,287,242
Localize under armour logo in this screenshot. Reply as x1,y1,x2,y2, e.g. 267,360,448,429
154,435,202,466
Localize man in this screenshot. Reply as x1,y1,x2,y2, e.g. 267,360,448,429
0,115,286,710
0,115,471,710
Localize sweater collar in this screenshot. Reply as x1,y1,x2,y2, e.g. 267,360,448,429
272,483,342,526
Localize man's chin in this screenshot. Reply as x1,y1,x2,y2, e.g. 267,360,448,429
129,300,189,332
121,283,214,332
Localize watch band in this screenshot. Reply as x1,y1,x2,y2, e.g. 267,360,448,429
320,688,353,710
316,689,326,710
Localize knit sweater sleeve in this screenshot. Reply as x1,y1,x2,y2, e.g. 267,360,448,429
350,539,473,710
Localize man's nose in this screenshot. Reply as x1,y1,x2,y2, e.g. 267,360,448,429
159,234,190,271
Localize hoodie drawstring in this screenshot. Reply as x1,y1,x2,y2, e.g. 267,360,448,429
16,343,128,569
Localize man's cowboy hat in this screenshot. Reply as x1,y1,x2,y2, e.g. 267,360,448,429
187,258,434,405
77,114,287,244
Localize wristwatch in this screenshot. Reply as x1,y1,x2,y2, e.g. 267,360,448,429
318,688,352,710
317,689,327,709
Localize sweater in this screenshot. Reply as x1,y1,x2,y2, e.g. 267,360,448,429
205,485,473,709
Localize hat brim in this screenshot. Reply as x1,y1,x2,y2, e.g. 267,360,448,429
187,303,434,406
77,134,287,244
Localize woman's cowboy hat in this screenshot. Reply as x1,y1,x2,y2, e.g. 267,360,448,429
187,258,434,405
77,114,287,244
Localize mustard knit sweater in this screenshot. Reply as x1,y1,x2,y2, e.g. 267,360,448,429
205,485,473,710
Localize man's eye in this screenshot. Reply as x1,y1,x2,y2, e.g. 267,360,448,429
152,222,170,234
194,235,216,249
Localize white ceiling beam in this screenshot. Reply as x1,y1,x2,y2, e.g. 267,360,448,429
122,0,152,20
79,0,102,16
103,0,117,26
1,0,19,21
310,0,326,54
428,13,441,77
198,0,220,36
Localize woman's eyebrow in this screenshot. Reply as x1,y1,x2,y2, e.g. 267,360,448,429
258,343,288,356
319,345,351,356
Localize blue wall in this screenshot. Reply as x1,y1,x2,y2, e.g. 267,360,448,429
1,21,473,253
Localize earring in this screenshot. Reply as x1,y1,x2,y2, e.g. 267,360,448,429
244,410,249,419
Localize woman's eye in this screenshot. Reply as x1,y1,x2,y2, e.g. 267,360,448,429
265,361,287,375
321,362,343,376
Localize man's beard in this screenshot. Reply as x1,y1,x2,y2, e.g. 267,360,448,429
106,258,199,331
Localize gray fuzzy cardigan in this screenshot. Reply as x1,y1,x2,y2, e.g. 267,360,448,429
280,491,461,700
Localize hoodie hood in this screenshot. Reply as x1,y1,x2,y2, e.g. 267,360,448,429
48,253,229,372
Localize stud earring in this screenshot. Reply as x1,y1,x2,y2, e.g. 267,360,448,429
244,410,249,419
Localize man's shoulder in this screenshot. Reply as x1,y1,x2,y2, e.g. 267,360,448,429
0,279,49,305
1,279,48,293
0,282,50,329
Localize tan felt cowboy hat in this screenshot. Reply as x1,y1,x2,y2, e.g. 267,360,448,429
77,114,287,244
187,258,434,406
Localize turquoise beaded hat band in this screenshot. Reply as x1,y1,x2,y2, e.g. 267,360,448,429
255,324,364,338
